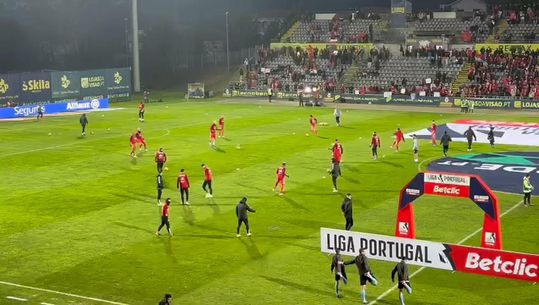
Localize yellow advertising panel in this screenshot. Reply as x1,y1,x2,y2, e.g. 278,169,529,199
270,42,374,50
475,43,539,53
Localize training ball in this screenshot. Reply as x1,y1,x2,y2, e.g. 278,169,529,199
236,168,240,171
368,102,372,105
383,155,386,158
322,176,326,179
48,132,52,136
91,131,94,135
305,133,309,136
164,167,169,171
107,128,110,131
236,144,241,149
166,106,169,108
101,114,105,117
292,132,296,135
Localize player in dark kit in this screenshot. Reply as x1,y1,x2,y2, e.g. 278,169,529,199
440,131,452,157
201,164,213,198
341,193,353,230
331,249,348,298
345,248,378,304
37,105,44,119
177,169,190,205
330,158,341,192
156,172,164,205
156,198,172,236
138,102,145,122
370,132,381,160
487,125,495,147
155,148,167,173
392,259,412,305
236,197,255,237
80,113,88,136
158,293,172,305
463,126,477,151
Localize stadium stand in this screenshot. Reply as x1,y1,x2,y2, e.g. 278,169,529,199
414,17,491,43
288,15,385,43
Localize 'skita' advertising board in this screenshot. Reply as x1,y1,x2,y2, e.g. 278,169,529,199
320,228,538,282
19,71,52,104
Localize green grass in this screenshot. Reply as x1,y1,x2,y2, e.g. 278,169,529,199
0,98,537,305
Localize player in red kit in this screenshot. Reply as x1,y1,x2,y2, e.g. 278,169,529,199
431,120,437,146
370,132,381,160
135,128,147,151
209,121,217,148
273,162,289,195
156,198,172,236
331,139,344,163
310,115,318,135
138,102,145,122
177,169,190,205
201,164,213,198
391,128,405,151
129,133,138,158
218,116,225,137
155,148,167,173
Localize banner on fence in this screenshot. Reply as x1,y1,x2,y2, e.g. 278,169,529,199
105,68,131,101
0,73,21,103
51,71,81,100
19,71,52,104
79,69,107,100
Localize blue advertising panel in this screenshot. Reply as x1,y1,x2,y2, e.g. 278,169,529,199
0,98,109,119
19,71,52,104
0,73,21,103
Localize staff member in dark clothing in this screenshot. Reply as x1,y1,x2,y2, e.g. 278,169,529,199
487,125,495,148
156,198,172,236
345,248,378,304
392,259,412,305
298,91,304,107
158,293,172,305
439,131,452,157
463,126,477,151
331,249,348,298
330,158,341,192
267,87,273,103
80,113,88,136
341,193,353,230
37,105,44,119
236,197,255,237
156,172,164,205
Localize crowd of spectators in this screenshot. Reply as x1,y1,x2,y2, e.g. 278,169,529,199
460,47,539,99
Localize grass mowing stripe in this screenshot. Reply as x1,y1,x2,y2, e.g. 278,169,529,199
0,281,128,305
367,199,524,305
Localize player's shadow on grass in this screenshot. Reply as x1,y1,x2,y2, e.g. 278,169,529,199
113,222,155,234
108,191,148,203
239,238,267,260
341,175,360,185
379,160,404,168
318,136,329,139
130,157,137,165
221,137,231,141
214,147,226,153
206,198,221,215
181,205,195,225
280,241,320,252
235,182,271,194
282,196,310,212
261,276,335,297
160,236,178,264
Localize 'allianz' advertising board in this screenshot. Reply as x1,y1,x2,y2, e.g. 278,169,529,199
0,98,109,119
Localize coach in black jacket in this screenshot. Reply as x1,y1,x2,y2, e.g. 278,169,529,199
341,193,353,230
236,197,255,237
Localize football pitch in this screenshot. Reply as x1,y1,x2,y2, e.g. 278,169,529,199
0,98,537,305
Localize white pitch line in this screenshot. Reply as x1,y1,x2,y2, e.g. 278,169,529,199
367,199,524,305
41,302,56,305
0,281,129,305
6,296,28,301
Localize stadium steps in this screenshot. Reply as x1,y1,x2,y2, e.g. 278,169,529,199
486,19,508,43
451,63,471,94
340,65,360,87
280,21,300,42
